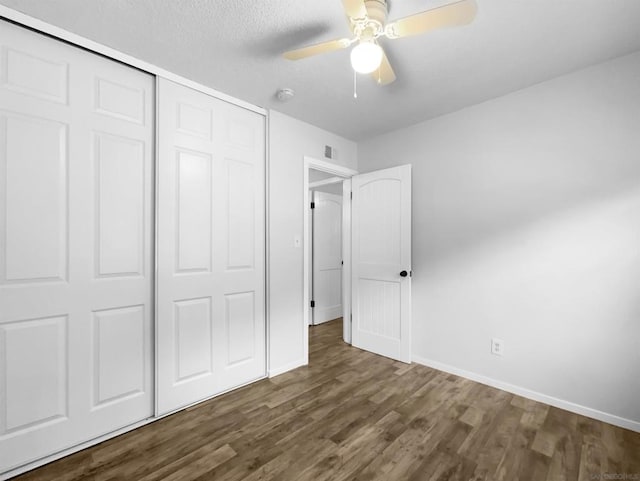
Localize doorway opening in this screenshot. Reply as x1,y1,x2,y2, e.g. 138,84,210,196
310,173,344,326
303,159,413,366
302,157,357,364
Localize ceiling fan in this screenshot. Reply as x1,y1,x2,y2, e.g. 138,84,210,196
283,0,478,85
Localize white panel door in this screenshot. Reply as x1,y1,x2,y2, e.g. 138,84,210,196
351,165,411,363
0,21,153,473
312,191,343,324
157,78,265,415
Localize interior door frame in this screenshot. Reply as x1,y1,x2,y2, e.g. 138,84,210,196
303,157,357,363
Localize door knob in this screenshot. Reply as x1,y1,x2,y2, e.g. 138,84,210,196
400,270,408,277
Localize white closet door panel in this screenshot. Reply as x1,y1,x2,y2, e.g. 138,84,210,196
94,77,145,124
216,105,265,391
157,80,220,414
94,133,145,278
0,20,153,474
224,292,255,364
1,45,68,103
157,79,265,414
174,298,214,382
1,112,68,284
2,316,68,433
176,101,212,140
80,43,154,440
92,306,146,406
226,159,255,269
0,25,79,472
175,149,213,273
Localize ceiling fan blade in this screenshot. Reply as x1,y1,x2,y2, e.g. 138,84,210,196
283,38,352,60
342,0,367,20
372,48,396,85
386,0,477,39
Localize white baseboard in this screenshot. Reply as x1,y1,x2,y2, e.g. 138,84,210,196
313,315,341,326
268,358,307,378
412,355,640,433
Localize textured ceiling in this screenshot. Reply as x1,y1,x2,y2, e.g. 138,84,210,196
2,0,640,140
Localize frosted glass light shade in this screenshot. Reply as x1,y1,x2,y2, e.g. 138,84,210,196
350,42,383,74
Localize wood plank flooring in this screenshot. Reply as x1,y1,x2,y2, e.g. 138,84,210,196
13,319,640,480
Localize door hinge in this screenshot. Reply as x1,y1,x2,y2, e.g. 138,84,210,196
350,191,353,199
310,201,315,209
311,300,315,308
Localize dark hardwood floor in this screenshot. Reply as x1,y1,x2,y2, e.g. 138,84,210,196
13,319,640,480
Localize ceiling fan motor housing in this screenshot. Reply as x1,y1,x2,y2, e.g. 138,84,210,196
364,0,388,24
352,0,388,39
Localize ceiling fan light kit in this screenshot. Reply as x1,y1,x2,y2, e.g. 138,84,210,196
283,0,478,86
350,41,383,74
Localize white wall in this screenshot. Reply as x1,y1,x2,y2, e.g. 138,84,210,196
358,51,640,429
268,111,357,375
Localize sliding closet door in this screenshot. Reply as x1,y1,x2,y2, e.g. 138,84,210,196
0,21,153,473
156,79,265,415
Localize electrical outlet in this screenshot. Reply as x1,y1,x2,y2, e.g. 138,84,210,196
491,338,504,356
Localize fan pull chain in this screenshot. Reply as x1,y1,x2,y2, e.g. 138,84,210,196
353,70,358,99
